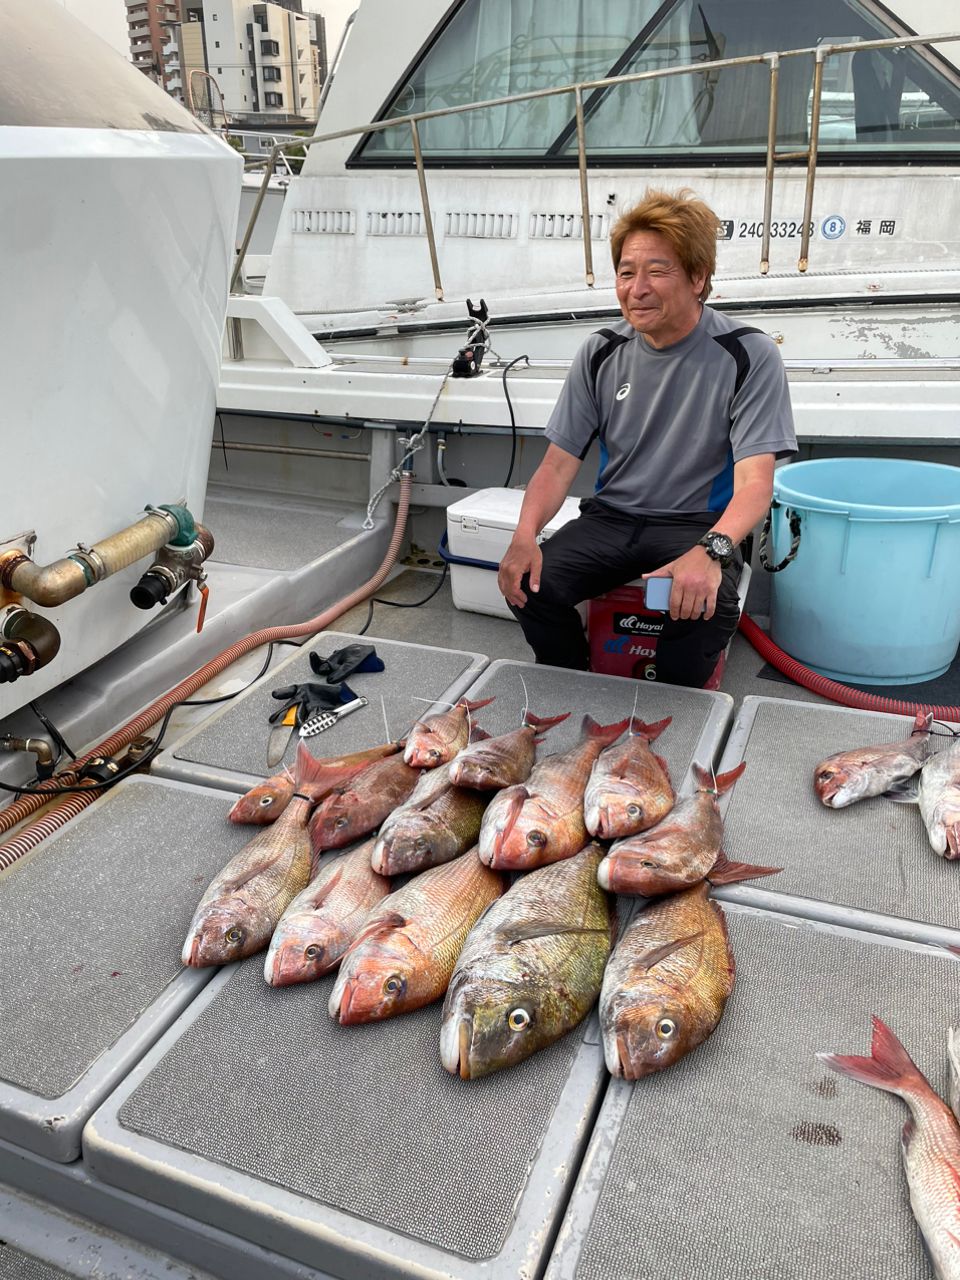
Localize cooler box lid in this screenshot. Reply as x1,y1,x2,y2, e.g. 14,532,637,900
447,488,582,535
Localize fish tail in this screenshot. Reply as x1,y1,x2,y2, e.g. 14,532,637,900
582,714,630,746
694,760,746,795
464,696,496,712
819,1016,932,1099
913,710,934,735
523,710,571,732
630,715,672,741
707,851,782,885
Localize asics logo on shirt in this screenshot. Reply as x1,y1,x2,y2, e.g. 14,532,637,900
615,383,631,401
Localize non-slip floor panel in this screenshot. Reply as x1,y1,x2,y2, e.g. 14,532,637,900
204,494,363,571
0,779,248,1099
117,959,580,1261
161,633,483,779
0,1247,74,1280
560,911,957,1280
462,661,731,786
720,701,958,927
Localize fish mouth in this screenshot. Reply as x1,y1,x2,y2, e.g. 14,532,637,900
182,935,202,968
945,823,960,860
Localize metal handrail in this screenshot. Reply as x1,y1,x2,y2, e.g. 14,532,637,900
230,29,960,296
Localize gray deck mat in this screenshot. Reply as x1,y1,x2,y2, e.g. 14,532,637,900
547,907,958,1280
204,494,362,571
715,699,958,929
460,660,733,784
153,633,485,784
113,959,582,1263
0,777,247,1101
0,1247,75,1280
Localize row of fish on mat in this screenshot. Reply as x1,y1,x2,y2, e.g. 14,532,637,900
814,709,960,858
815,709,960,1275
181,697,777,1080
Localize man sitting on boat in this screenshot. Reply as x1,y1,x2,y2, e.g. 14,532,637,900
498,188,797,687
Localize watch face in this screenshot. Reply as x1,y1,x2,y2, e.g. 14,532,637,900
710,534,734,556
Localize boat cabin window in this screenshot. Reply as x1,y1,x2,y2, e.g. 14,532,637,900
354,0,960,164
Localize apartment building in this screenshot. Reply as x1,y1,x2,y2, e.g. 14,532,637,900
190,0,319,127
127,0,183,94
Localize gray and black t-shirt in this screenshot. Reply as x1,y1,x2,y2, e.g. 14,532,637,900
545,306,797,517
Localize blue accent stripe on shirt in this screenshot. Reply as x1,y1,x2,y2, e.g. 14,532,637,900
707,446,734,511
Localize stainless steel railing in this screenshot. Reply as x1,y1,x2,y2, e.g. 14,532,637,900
230,29,960,298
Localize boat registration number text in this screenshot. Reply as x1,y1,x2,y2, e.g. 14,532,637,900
737,220,814,239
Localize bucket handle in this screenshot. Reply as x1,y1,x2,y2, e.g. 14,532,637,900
759,502,801,572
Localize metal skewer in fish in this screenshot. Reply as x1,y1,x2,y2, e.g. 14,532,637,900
583,713,674,840
328,847,504,1025
597,762,779,897
478,715,629,871
441,842,614,1079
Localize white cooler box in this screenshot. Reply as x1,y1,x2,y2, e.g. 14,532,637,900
444,488,584,620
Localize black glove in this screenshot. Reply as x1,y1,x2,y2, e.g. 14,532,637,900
268,680,359,726
309,644,384,684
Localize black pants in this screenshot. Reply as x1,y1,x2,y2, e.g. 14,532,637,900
507,498,743,688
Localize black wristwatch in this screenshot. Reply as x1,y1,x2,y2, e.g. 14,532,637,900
696,531,736,567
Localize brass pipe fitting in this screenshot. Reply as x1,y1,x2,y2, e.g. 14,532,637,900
0,735,56,778
130,524,215,610
0,606,62,683
0,506,197,608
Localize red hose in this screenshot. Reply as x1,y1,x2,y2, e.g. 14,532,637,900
0,477,412,870
738,612,960,721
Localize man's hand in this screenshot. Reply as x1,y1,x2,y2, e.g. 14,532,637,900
498,535,543,608
643,547,722,621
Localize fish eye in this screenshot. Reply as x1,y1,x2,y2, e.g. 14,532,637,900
225,926,243,945
258,795,274,808
656,1018,677,1040
334,816,348,829
527,830,547,848
415,836,427,851
384,974,406,996
627,803,641,818
305,944,323,960
507,1008,531,1031
816,770,835,783
427,750,441,762
640,859,658,869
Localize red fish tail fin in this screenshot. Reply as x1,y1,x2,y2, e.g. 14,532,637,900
463,696,496,712
707,851,782,886
715,761,747,795
523,710,571,732
630,715,672,742
694,760,746,795
819,1017,930,1097
582,715,630,747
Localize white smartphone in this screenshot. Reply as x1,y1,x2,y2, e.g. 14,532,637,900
643,577,673,612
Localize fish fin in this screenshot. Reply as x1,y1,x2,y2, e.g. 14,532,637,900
707,851,782,886
913,710,934,735
344,911,407,955
503,922,611,947
818,1016,929,1096
715,762,747,794
653,753,673,783
463,696,496,712
307,863,344,903
582,714,630,745
523,710,571,732
632,932,704,971
630,715,672,742
468,724,492,742
882,777,921,804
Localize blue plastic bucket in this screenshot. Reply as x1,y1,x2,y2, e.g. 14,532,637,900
768,458,960,684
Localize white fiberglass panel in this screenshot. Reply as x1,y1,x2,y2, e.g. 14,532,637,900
0,127,241,719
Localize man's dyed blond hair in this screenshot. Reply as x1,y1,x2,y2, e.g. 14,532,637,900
610,188,720,300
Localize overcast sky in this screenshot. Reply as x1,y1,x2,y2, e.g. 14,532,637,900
62,0,356,61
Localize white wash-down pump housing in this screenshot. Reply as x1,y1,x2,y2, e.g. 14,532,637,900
0,2,241,721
